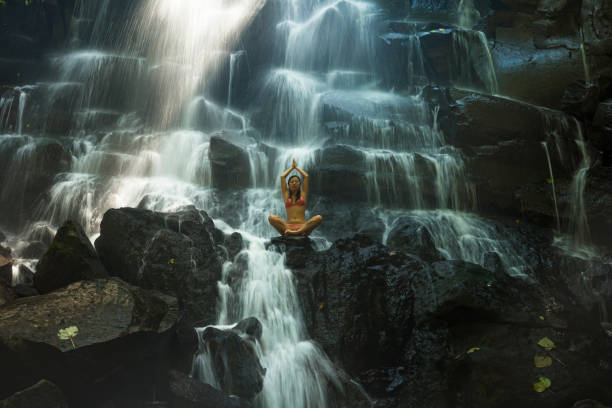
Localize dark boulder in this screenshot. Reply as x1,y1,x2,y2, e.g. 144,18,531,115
13,285,38,298
196,323,265,400
0,256,12,285
0,281,16,307
168,370,250,408
296,234,417,373
308,144,368,202
386,216,444,262
288,231,612,407
233,317,263,341
15,265,33,287
0,379,68,408
268,236,315,269
19,241,47,259
34,220,107,294
561,80,601,120
327,369,373,408
0,245,10,259
95,206,225,344
0,278,178,351
209,136,251,190
26,224,55,247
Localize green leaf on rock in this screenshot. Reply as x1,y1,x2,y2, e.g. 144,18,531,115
57,326,79,340
534,355,552,368
467,347,480,354
533,377,551,392
537,337,555,351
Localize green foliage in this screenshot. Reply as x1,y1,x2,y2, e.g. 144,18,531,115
0,0,6,6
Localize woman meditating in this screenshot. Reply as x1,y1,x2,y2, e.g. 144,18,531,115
268,158,322,236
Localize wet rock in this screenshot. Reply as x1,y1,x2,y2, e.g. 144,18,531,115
225,232,244,261
297,234,416,373
308,144,368,202
268,236,315,269
386,216,444,262
0,230,5,242
294,232,612,407
233,317,263,341
592,99,612,166
328,369,373,408
482,251,504,275
594,99,612,131
20,241,47,259
0,255,12,285
572,400,611,408
95,206,225,343
0,278,178,351
168,370,250,408
15,265,34,287
0,245,10,258
583,167,612,251
209,136,251,190
34,220,107,294
561,80,601,120
198,325,265,400
0,379,68,408
0,281,17,306
13,284,38,298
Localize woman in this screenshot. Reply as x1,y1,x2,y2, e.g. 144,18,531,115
268,158,322,236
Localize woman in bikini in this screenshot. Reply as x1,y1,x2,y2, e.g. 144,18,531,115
268,158,322,236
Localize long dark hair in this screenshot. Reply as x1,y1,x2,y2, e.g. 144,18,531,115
287,175,301,202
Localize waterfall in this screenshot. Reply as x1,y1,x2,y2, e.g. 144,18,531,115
541,141,561,232
567,124,592,249
193,192,338,407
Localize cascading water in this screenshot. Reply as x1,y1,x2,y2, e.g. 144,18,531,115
0,0,556,403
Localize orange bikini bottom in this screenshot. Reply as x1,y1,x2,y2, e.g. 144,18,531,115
287,223,304,231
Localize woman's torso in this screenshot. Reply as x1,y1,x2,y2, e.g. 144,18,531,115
285,195,306,224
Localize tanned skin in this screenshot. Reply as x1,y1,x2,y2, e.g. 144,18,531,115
268,158,322,236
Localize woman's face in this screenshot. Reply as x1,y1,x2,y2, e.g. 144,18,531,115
289,177,300,192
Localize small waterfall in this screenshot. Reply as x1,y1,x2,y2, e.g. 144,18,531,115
541,141,561,231
457,0,479,28
228,50,246,107
381,209,530,277
284,0,378,73
194,204,340,407
567,125,592,249
579,29,591,83
17,90,27,135
258,69,324,144
451,29,498,94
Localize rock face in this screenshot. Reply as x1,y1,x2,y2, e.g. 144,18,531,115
0,256,12,285
209,136,252,190
197,322,265,400
386,216,443,262
94,207,227,339
0,380,68,408
290,233,612,407
0,278,178,352
168,370,251,408
34,220,107,294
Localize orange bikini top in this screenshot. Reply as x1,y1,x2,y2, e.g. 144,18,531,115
285,195,306,208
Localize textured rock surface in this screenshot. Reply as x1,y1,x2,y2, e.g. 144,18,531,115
168,370,251,408
0,380,68,408
0,278,178,351
95,206,226,331
34,220,107,294
290,233,612,407
198,323,265,400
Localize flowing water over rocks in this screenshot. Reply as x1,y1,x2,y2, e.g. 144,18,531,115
1,0,612,406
